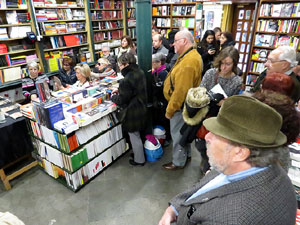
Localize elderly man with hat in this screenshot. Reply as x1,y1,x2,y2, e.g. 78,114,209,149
158,95,297,225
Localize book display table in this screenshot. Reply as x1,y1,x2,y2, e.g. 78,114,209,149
22,78,128,192
0,98,36,190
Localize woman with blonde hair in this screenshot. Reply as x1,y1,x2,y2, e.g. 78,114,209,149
73,63,91,88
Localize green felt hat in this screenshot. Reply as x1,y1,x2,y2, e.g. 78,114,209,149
203,95,287,148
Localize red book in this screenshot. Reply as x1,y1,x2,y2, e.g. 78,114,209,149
64,35,80,46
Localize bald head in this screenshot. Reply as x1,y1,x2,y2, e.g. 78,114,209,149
177,30,194,44
173,30,194,55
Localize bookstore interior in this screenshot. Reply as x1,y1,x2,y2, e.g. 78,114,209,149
0,0,300,224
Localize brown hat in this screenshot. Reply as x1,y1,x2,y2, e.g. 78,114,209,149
203,95,287,148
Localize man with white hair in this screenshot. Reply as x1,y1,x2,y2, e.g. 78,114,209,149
162,30,202,170
152,34,169,56
102,46,118,72
252,46,300,102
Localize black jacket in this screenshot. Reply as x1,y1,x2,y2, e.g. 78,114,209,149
111,64,148,132
58,68,77,87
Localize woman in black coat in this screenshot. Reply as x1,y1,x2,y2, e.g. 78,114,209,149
197,30,218,77
111,53,148,166
219,32,235,50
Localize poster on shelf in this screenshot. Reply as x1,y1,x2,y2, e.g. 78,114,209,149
238,10,244,19
242,33,247,42
243,22,248,31
237,22,242,31
245,10,251,20
236,32,241,41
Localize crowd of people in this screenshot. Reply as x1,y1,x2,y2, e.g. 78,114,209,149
21,26,300,224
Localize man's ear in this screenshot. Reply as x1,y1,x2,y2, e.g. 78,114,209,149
233,146,250,162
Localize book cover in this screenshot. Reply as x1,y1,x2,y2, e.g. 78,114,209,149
280,3,294,17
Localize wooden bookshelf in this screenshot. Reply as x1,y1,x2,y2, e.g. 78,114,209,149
0,1,40,86
152,2,199,37
246,0,300,89
125,0,136,40
90,0,124,62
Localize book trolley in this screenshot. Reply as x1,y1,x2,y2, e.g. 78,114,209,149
21,77,128,192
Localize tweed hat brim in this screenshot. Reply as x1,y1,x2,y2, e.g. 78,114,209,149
203,96,287,148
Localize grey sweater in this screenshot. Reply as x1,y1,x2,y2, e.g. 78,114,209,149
200,68,242,97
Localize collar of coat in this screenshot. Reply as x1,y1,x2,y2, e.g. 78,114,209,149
181,164,282,207
182,87,210,126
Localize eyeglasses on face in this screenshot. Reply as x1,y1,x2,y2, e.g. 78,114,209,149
173,38,185,43
63,64,70,66
266,59,287,64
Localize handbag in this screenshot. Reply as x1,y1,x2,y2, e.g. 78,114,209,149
116,106,128,122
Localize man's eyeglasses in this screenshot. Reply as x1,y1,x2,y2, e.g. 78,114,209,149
266,59,287,64
173,38,185,43
63,64,70,66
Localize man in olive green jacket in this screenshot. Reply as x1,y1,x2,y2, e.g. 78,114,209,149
162,30,202,170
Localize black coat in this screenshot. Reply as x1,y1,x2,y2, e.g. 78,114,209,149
58,68,77,87
197,47,216,76
111,64,148,132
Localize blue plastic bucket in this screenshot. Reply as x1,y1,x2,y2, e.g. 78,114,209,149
145,146,163,162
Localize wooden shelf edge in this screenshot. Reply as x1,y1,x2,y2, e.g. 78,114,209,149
37,19,86,23
93,28,123,32
0,49,35,56
43,44,88,52
90,8,122,11
43,31,87,37
34,6,84,9
0,23,31,27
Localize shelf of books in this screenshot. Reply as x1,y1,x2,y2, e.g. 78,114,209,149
152,1,197,37
126,0,136,40
246,0,300,90
21,78,128,191
0,0,39,86
90,0,124,61
33,0,93,73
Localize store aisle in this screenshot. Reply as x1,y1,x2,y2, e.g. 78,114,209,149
0,145,203,225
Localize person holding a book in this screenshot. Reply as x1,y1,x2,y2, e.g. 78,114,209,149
117,35,136,59
73,64,91,88
58,57,77,88
200,46,242,98
197,30,218,77
91,58,116,80
22,61,49,104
